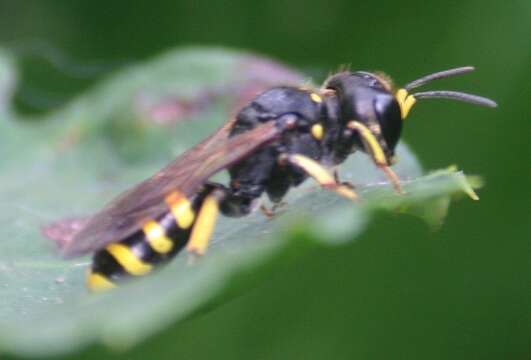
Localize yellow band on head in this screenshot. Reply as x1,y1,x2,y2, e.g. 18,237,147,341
165,192,196,229
106,243,152,276
402,95,416,118
396,88,416,119
87,271,116,292
396,88,408,107
347,121,387,166
143,220,174,254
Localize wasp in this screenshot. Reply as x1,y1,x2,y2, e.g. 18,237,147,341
43,66,496,291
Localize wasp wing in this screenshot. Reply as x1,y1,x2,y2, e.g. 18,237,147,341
45,121,280,257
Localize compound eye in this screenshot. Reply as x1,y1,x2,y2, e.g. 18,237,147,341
374,95,402,152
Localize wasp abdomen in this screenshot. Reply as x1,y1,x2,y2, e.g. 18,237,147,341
87,191,201,291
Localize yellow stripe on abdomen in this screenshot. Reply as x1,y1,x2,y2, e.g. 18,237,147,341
143,219,174,254
165,191,196,229
105,243,152,276
87,271,116,292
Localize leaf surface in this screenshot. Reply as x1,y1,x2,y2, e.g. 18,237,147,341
0,47,477,357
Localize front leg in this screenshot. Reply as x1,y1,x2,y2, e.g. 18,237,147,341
259,201,287,219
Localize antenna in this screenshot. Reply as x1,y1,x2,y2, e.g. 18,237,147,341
401,66,497,108
413,91,498,108
404,66,475,91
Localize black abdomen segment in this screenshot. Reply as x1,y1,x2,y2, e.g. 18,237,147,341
87,191,204,291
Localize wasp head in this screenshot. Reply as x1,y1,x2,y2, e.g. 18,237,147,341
323,67,497,167
324,71,402,166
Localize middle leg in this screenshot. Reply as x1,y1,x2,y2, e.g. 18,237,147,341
280,153,359,200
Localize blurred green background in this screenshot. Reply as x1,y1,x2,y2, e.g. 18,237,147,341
1,0,529,359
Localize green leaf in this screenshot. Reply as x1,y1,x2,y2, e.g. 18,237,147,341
0,47,478,357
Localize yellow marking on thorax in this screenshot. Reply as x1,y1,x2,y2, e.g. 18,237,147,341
347,121,387,166
310,93,322,103
395,88,416,119
311,123,324,140
165,192,196,229
187,194,220,255
106,243,152,276
87,271,116,292
143,220,173,254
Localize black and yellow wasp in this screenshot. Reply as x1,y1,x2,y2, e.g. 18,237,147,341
44,66,496,291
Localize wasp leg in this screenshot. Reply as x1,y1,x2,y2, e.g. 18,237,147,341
282,154,358,200
347,121,404,194
186,188,225,256
333,169,355,190
260,201,287,219
380,165,404,194
271,201,287,213
333,169,341,183
260,204,275,219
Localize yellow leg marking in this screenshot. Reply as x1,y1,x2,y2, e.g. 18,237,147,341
288,154,335,184
87,271,116,292
311,123,324,140
333,185,359,200
186,194,220,256
347,121,387,166
310,92,322,103
106,243,152,276
165,191,196,229
287,154,358,200
396,88,417,119
143,220,173,254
